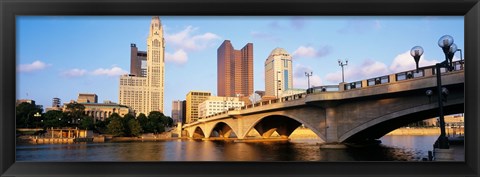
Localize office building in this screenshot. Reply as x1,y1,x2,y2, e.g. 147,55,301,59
77,93,98,103
119,16,165,116
172,100,184,125
130,43,148,77
217,40,253,97
265,48,293,97
186,91,211,123
198,96,244,118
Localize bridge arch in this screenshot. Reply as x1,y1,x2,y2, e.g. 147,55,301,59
339,99,463,143
241,113,326,141
205,122,238,138
189,126,206,139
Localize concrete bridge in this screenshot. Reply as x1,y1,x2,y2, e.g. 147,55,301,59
182,61,464,144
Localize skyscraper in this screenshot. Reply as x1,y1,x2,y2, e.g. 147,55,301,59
130,43,147,77
217,40,253,97
171,100,184,125
119,16,165,116
265,48,293,97
185,91,211,123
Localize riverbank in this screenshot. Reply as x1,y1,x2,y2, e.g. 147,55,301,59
386,127,464,136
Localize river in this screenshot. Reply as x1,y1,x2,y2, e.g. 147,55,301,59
15,135,464,161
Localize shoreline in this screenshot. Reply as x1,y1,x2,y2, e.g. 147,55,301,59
386,127,464,136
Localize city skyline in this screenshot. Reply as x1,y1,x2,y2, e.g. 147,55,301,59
16,16,464,116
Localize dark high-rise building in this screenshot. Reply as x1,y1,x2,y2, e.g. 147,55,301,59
217,40,253,97
130,43,147,77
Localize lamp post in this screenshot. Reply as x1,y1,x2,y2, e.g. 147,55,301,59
410,46,424,73
305,72,312,89
438,35,455,71
338,59,348,83
412,35,457,150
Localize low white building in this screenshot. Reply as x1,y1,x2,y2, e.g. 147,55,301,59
198,96,244,118
280,88,306,97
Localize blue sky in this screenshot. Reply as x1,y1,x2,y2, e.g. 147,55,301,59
16,16,464,116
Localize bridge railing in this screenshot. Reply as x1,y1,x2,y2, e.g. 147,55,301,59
307,85,339,93
340,60,464,91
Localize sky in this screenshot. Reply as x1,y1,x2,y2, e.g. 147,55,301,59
16,16,464,116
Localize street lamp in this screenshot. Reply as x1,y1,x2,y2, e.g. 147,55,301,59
412,35,457,150
338,59,348,83
410,46,424,73
438,35,455,71
305,72,313,89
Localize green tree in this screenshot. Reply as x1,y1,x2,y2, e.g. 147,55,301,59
147,111,166,133
166,116,174,127
64,102,86,125
127,119,142,137
122,114,135,135
107,116,125,137
94,120,108,134
137,113,148,132
79,116,95,130
16,102,43,128
43,110,67,128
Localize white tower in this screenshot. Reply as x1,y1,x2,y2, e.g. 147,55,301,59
264,48,293,97
146,16,165,113
119,16,165,115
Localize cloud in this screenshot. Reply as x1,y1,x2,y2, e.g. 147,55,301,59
92,66,128,77
291,17,306,30
268,17,306,30
250,31,281,43
323,51,441,84
166,49,188,65
389,50,439,73
337,19,382,34
292,45,332,58
165,26,221,51
61,68,87,77
325,60,389,84
17,60,50,72
293,64,322,88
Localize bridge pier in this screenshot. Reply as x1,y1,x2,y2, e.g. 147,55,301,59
325,108,339,143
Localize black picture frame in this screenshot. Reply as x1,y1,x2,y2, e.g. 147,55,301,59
1,0,479,176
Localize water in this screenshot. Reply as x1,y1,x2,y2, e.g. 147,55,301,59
16,135,462,161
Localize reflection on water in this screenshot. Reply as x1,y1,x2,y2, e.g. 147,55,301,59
17,135,458,161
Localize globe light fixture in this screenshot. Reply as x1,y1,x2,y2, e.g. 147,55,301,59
410,46,424,72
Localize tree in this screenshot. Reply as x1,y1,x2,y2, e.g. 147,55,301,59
249,93,262,104
122,114,135,136
94,120,108,134
166,116,174,127
147,111,166,133
127,119,142,137
43,110,67,128
64,102,86,125
107,116,125,137
16,102,43,128
137,113,148,132
79,116,95,130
